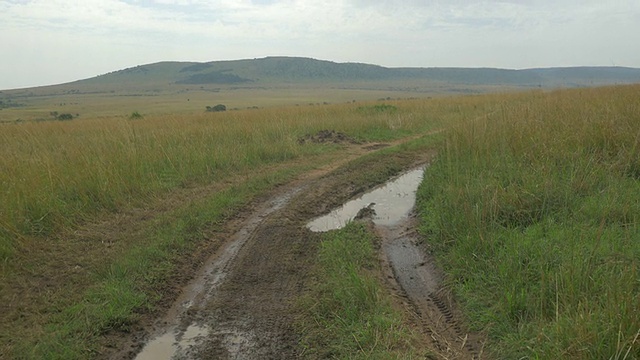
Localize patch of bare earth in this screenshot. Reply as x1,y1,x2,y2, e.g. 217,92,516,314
101,139,400,359
297,129,361,145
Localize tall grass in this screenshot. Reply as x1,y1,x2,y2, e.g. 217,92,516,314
0,93,506,358
418,85,640,358
0,98,493,263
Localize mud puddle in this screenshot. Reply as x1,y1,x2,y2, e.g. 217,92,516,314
306,167,425,231
132,186,304,360
136,325,209,360
307,165,480,359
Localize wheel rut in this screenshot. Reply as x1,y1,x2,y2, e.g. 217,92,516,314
120,141,483,360
378,221,483,359
131,185,306,360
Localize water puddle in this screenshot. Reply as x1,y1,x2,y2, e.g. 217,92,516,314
136,324,210,360
307,167,425,232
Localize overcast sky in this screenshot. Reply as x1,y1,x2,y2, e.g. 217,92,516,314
1,0,639,90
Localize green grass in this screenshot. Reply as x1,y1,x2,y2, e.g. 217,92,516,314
417,85,640,359
2,88,582,358
299,222,426,359
0,97,491,263
9,167,300,359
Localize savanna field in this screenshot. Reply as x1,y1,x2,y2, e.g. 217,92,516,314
1,85,639,359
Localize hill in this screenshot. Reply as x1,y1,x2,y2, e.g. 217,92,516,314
2,57,640,121
80,57,640,88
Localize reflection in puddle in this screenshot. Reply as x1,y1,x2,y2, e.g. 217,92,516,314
136,324,210,360
307,167,425,232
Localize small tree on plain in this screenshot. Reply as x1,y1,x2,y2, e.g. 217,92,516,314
206,104,226,112
57,113,74,120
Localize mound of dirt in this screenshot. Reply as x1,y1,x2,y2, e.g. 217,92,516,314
354,202,376,220
297,129,361,145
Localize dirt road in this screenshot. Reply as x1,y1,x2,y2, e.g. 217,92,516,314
109,138,481,359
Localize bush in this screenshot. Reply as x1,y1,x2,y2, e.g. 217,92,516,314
206,104,226,112
57,113,74,121
357,104,397,114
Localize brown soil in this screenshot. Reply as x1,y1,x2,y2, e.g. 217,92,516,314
98,140,406,359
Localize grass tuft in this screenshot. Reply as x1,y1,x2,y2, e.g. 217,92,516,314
299,222,425,359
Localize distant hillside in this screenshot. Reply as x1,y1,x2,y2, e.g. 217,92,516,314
3,57,640,121
75,57,640,88
3,57,640,98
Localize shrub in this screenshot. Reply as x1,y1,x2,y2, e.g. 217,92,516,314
206,104,226,112
57,113,74,121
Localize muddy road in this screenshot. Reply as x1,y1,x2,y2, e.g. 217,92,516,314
110,139,481,359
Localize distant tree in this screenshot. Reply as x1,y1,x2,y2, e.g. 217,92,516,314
57,113,74,121
206,104,226,112
129,111,143,119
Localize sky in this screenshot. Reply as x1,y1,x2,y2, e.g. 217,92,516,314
1,0,640,90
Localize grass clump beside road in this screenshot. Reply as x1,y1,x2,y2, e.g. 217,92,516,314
418,85,640,359
7,167,302,359
299,222,425,359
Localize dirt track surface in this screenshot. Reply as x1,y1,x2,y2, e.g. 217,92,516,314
378,218,482,359
108,140,482,359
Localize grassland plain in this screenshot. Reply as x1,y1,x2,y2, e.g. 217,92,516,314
0,95,496,359
3,84,636,359
418,84,640,359
0,80,512,123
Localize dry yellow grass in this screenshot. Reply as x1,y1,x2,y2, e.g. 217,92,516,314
0,96,499,262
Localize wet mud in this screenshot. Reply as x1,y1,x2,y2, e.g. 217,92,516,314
378,221,482,359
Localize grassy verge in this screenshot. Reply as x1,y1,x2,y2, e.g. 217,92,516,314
299,222,426,359
9,166,303,359
417,85,640,358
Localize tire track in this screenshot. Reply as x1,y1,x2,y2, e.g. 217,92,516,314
378,219,483,359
